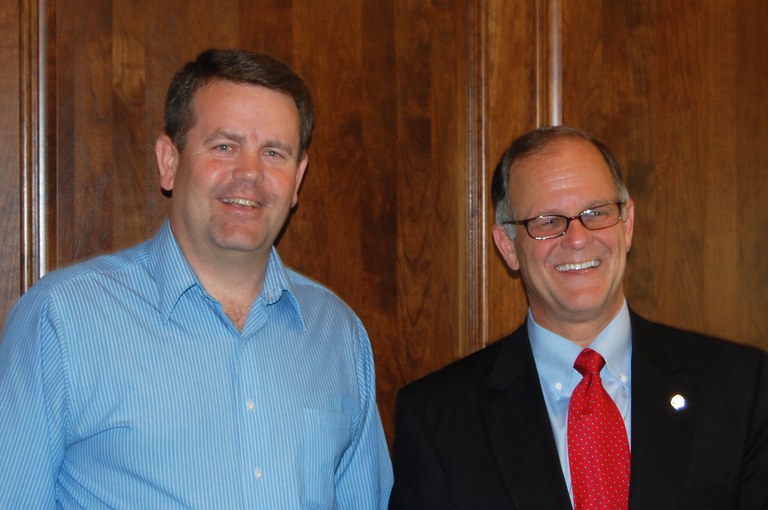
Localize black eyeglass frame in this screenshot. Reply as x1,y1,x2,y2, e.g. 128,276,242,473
501,201,627,240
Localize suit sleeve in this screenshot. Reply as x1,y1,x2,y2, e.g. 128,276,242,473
738,349,768,509
388,387,459,510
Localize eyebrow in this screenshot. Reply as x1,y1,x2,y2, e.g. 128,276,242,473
203,130,245,146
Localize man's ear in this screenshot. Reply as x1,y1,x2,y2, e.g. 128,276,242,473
622,197,635,253
155,134,179,191
492,223,521,271
291,153,309,207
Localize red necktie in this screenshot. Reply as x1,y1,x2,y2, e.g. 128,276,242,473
567,348,630,510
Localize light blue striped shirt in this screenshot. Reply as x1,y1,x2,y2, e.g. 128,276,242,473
528,302,632,503
0,220,393,509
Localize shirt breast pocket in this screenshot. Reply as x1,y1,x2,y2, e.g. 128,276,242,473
300,407,353,509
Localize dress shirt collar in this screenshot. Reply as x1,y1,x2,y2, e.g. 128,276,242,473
261,246,306,332
528,301,632,400
147,221,199,321
147,220,303,327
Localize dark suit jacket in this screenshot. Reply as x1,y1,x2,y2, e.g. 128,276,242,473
389,312,768,509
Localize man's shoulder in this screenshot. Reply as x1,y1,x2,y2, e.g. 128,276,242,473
1,242,154,335
277,266,370,340
631,312,767,372
283,266,354,311
399,325,529,404
14,242,152,311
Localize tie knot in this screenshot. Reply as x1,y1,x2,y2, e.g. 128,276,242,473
574,348,605,376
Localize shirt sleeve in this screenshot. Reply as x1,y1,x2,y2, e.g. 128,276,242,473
334,318,393,509
0,289,69,508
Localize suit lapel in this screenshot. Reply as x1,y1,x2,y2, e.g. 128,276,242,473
483,326,573,509
628,313,694,509
478,314,696,509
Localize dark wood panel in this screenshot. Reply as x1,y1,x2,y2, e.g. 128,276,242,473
483,0,543,343
390,0,471,384
559,0,767,349
0,0,22,322
57,0,118,264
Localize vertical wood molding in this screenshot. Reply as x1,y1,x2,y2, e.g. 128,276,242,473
535,0,562,126
464,0,488,354
548,0,562,125
19,0,45,290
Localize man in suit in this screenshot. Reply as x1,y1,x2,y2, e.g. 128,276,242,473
388,126,768,509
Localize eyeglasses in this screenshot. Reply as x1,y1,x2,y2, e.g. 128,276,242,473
501,202,626,240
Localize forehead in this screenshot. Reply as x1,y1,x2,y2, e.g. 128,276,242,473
509,138,616,213
190,81,300,137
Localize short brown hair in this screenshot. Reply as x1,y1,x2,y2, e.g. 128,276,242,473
164,48,314,155
491,126,629,228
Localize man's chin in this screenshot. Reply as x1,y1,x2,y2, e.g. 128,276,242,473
559,294,622,321
213,232,271,255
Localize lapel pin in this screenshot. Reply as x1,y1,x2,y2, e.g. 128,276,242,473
670,394,686,411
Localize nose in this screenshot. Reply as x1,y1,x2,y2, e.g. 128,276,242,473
232,150,264,182
560,215,591,248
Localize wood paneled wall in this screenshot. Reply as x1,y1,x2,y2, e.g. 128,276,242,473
559,1,768,346
1,0,22,319
2,0,766,445
484,0,768,346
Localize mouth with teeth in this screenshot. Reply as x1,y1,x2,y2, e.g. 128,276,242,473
555,260,600,272
220,197,263,208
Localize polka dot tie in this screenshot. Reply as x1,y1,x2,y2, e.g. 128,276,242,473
568,348,630,510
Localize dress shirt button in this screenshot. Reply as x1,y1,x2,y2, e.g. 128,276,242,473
554,382,563,392
253,467,263,479
246,399,256,412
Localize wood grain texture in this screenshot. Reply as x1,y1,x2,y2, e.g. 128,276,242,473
0,0,23,318
559,0,767,348
483,0,540,343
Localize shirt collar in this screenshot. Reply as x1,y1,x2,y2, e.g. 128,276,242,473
589,302,632,386
147,220,303,327
147,221,200,321
528,301,632,398
260,247,305,330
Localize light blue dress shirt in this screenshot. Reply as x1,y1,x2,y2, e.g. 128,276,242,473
528,302,632,503
0,220,393,509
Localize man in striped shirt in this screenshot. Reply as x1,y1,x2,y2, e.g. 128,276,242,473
0,48,392,509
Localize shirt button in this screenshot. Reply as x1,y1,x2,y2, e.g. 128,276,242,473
246,400,256,412
554,382,563,392
253,468,263,479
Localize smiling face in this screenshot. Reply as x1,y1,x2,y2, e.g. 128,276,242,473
155,80,308,271
492,137,634,339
